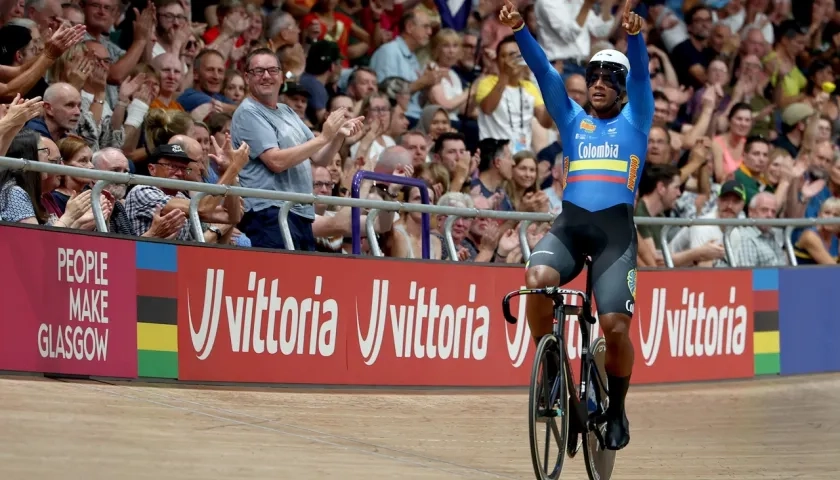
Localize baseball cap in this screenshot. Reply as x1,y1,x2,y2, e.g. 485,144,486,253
282,81,311,98
0,25,32,66
718,180,746,201
306,40,342,74
150,143,192,163
781,103,815,126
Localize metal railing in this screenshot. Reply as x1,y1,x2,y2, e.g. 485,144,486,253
3,156,840,268
350,171,431,259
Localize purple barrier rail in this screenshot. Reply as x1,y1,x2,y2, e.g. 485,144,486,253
351,171,431,258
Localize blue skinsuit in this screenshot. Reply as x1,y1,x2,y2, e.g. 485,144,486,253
513,27,654,212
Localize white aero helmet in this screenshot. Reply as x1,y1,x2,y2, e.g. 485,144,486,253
586,49,630,92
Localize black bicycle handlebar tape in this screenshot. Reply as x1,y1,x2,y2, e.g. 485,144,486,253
502,291,520,324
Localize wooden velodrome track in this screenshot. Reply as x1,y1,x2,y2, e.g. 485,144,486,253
1,373,838,479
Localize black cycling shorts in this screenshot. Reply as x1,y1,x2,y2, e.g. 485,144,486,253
527,201,638,317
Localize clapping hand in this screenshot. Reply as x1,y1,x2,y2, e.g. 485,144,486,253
1,94,43,127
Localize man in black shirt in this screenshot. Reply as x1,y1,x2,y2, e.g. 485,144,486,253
670,6,716,90
774,103,815,158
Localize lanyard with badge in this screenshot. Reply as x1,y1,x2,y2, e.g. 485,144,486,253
506,85,527,153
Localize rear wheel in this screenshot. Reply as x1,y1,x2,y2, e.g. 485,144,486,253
582,337,616,480
528,334,569,480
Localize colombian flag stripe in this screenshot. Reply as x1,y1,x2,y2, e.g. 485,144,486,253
569,159,628,172
566,175,626,184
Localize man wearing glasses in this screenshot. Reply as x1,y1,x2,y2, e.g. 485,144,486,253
232,48,363,251
125,143,242,241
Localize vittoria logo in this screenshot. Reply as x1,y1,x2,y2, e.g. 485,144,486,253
627,154,640,191
579,119,596,133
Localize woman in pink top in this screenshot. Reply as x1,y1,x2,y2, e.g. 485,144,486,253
711,102,754,182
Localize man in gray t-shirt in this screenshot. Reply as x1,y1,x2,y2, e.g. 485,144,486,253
231,48,362,251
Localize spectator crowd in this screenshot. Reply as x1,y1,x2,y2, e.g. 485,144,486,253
0,0,839,268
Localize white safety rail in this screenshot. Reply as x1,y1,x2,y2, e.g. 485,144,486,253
2,156,839,268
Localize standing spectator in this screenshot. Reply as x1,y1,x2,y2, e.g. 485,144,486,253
670,6,715,89
266,11,301,52
153,0,191,58
300,40,342,123
729,191,787,267
301,0,370,65
84,0,155,108
533,0,616,77
476,35,552,153
231,48,362,251
370,10,439,125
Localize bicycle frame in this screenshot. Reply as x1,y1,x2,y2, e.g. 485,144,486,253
502,258,609,445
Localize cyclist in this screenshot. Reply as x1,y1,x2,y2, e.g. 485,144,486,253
499,0,653,452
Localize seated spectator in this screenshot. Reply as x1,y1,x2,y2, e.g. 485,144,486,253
91,147,140,236
25,82,80,142
774,102,815,158
222,69,246,105
729,192,787,267
231,48,362,251
52,135,94,211
434,192,476,261
400,130,429,166
507,150,548,212
471,138,514,211
414,104,452,145
385,181,442,259
636,164,684,261
178,50,237,120
1,128,101,228
669,180,744,267
125,142,247,241
542,159,564,214
793,197,840,265
175,134,249,246
711,102,754,182
351,95,395,160
150,53,186,111
733,135,771,206
414,161,450,200
430,131,471,192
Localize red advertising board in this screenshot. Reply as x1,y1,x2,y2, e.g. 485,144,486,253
0,226,137,378
177,246,753,386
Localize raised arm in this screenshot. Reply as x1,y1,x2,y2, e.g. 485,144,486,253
623,25,654,133
502,0,578,127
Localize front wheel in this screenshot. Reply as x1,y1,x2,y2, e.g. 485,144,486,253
528,334,569,480
582,336,616,480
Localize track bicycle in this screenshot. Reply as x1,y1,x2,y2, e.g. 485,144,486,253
502,258,616,480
